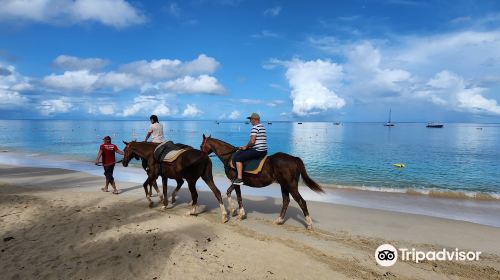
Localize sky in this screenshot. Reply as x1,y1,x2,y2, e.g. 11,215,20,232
1,0,500,122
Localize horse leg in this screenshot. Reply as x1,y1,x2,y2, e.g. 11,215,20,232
143,178,153,208
226,184,237,217
289,189,313,230
201,166,228,223
142,159,154,197
171,179,184,204
161,176,169,210
186,179,198,216
274,186,290,225
152,181,164,203
234,185,246,220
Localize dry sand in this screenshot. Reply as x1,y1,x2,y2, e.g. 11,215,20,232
1,164,500,280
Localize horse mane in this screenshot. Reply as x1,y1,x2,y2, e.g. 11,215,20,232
209,137,236,149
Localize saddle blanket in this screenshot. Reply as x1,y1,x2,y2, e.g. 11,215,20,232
154,141,192,163
229,153,267,174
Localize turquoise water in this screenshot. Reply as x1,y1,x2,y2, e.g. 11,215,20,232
0,120,499,196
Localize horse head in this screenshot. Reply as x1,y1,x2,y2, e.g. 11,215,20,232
200,134,213,154
122,141,135,167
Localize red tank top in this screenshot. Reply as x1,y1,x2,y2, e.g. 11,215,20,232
100,144,117,165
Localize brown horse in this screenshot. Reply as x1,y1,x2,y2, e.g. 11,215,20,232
200,135,324,229
122,141,228,223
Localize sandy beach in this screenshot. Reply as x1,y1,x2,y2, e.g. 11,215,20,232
1,164,500,280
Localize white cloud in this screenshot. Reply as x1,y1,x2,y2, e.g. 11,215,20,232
305,29,500,116
0,0,145,28
181,104,202,117
87,102,115,115
42,70,99,92
251,30,279,39
52,55,109,71
236,98,285,107
278,59,346,116
120,54,220,80
152,104,172,116
120,95,177,117
11,82,34,91
263,6,281,17
38,98,73,115
422,71,500,115
96,72,140,91
228,110,240,120
0,63,32,109
98,104,115,115
0,88,28,109
166,2,181,17
344,41,411,96
158,75,224,94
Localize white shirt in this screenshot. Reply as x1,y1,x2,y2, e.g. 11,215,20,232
148,122,165,143
250,123,267,151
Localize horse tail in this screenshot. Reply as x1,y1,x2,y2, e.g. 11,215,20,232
295,157,324,193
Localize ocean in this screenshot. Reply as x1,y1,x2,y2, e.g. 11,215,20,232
0,120,499,198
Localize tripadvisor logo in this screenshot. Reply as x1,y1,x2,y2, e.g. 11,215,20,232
375,244,481,267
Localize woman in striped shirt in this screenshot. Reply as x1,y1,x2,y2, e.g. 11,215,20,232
233,113,267,185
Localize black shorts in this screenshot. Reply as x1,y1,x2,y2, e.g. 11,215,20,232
233,149,267,162
103,164,115,183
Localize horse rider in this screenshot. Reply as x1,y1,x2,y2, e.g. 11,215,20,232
145,114,166,143
232,113,268,185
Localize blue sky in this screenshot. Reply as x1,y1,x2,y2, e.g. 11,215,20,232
1,0,500,122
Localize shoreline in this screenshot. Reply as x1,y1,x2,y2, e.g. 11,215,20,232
1,164,500,279
1,148,499,201
0,150,499,228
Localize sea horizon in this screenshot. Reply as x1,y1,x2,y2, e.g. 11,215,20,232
1,118,500,125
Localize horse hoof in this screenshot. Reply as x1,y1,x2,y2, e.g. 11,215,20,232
306,224,313,230
238,214,246,221
161,206,167,211
148,202,154,208
222,214,229,223
171,198,176,204
273,217,284,225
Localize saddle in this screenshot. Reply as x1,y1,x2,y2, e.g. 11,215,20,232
154,141,192,163
229,151,267,174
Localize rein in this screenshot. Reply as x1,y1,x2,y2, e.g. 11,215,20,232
208,148,239,158
95,159,123,166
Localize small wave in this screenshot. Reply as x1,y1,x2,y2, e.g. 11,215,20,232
320,183,500,201
26,153,41,157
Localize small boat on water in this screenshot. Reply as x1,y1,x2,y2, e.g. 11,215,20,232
267,122,272,125
215,121,220,125
384,108,395,127
298,122,303,124
334,122,341,125
426,123,444,128
245,121,249,124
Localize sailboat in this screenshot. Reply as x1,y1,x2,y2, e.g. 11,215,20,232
384,109,395,127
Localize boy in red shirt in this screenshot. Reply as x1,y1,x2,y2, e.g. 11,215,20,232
95,136,124,194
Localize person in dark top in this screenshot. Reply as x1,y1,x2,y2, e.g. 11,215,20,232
95,136,124,194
